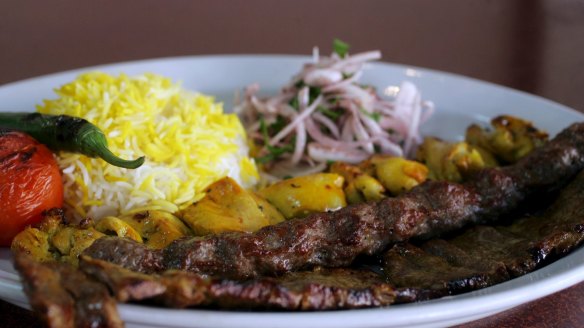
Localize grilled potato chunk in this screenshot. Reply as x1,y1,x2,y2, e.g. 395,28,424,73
119,210,191,248
417,137,497,182
466,115,548,163
94,216,143,243
11,209,68,262
181,177,284,236
51,226,105,265
370,156,429,195
330,162,386,204
10,228,56,262
258,173,346,219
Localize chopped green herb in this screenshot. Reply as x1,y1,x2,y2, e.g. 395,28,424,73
257,116,295,164
359,108,381,122
309,86,322,103
259,116,271,144
269,115,287,134
318,106,343,121
333,39,350,57
289,97,299,110
256,143,295,164
289,86,322,111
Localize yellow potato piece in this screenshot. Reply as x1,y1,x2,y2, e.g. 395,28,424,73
330,162,386,204
417,137,495,182
94,216,143,243
181,177,276,235
51,226,105,266
11,209,71,263
250,192,286,225
258,173,346,219
118,210,191,249
466,115,548,163
374,157,428,195
11,228,56,263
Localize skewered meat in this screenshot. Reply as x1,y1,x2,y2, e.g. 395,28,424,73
80,256,396,310
84,122,584,279
386,168,584,299
14,139,584,327
13,254,122,328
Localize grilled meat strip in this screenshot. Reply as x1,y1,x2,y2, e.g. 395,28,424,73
80,256,396,310
386,170,584,301
84,123,584,279
13,254,122,328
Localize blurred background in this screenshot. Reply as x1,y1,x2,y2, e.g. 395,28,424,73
1,0,583,109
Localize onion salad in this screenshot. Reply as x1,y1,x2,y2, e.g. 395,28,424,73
236,40,434,178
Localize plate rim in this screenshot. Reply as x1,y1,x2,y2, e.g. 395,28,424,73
1,54,583,328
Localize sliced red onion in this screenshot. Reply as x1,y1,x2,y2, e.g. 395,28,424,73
306,118,369,149
322,71,363,92
236,46,434,177
312,112,341,139
268,94,323,146
307,143,370,164
304,69,344,87
330,51,382,70
350,114,374,153
291,120,307,165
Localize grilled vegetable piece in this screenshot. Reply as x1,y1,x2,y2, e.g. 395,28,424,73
330,162,386,204
466,115,548,163
10,228,56,263
10,207,188,265
181,177,284,236
0,130,64,246
11,209,67,262
94,216,143,243
10,209,107,265
368,156,429,195
50,225,105,266
417,137,498,182
258,173,346,219
118,210,191,248
0,112,144,169
249,192,287,225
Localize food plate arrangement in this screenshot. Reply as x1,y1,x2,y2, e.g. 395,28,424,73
0,55,583,328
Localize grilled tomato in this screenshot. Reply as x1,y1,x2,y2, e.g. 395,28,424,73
0,130,63,246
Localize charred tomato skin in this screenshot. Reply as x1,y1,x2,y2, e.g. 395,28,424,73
0,130,63,246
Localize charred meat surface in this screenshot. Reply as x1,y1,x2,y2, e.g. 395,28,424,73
385,170,584,300
80,256,396,310
13,255,122,328
84,123,584,279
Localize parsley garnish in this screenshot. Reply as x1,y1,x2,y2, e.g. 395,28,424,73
359,108,381,122
318,106,343,121
333,39,350,57
256,117,294,164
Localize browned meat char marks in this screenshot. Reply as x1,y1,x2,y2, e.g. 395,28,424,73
84,123,584,279
80,256,396,310
386,170,584,300
13,255,122,328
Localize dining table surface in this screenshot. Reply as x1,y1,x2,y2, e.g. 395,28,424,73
1,0,584,327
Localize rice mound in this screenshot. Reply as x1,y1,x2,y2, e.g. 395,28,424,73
38,72,259,219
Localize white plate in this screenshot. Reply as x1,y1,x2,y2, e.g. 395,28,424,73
1,55,583,328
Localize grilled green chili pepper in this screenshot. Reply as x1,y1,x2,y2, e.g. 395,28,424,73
0,112,145,169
